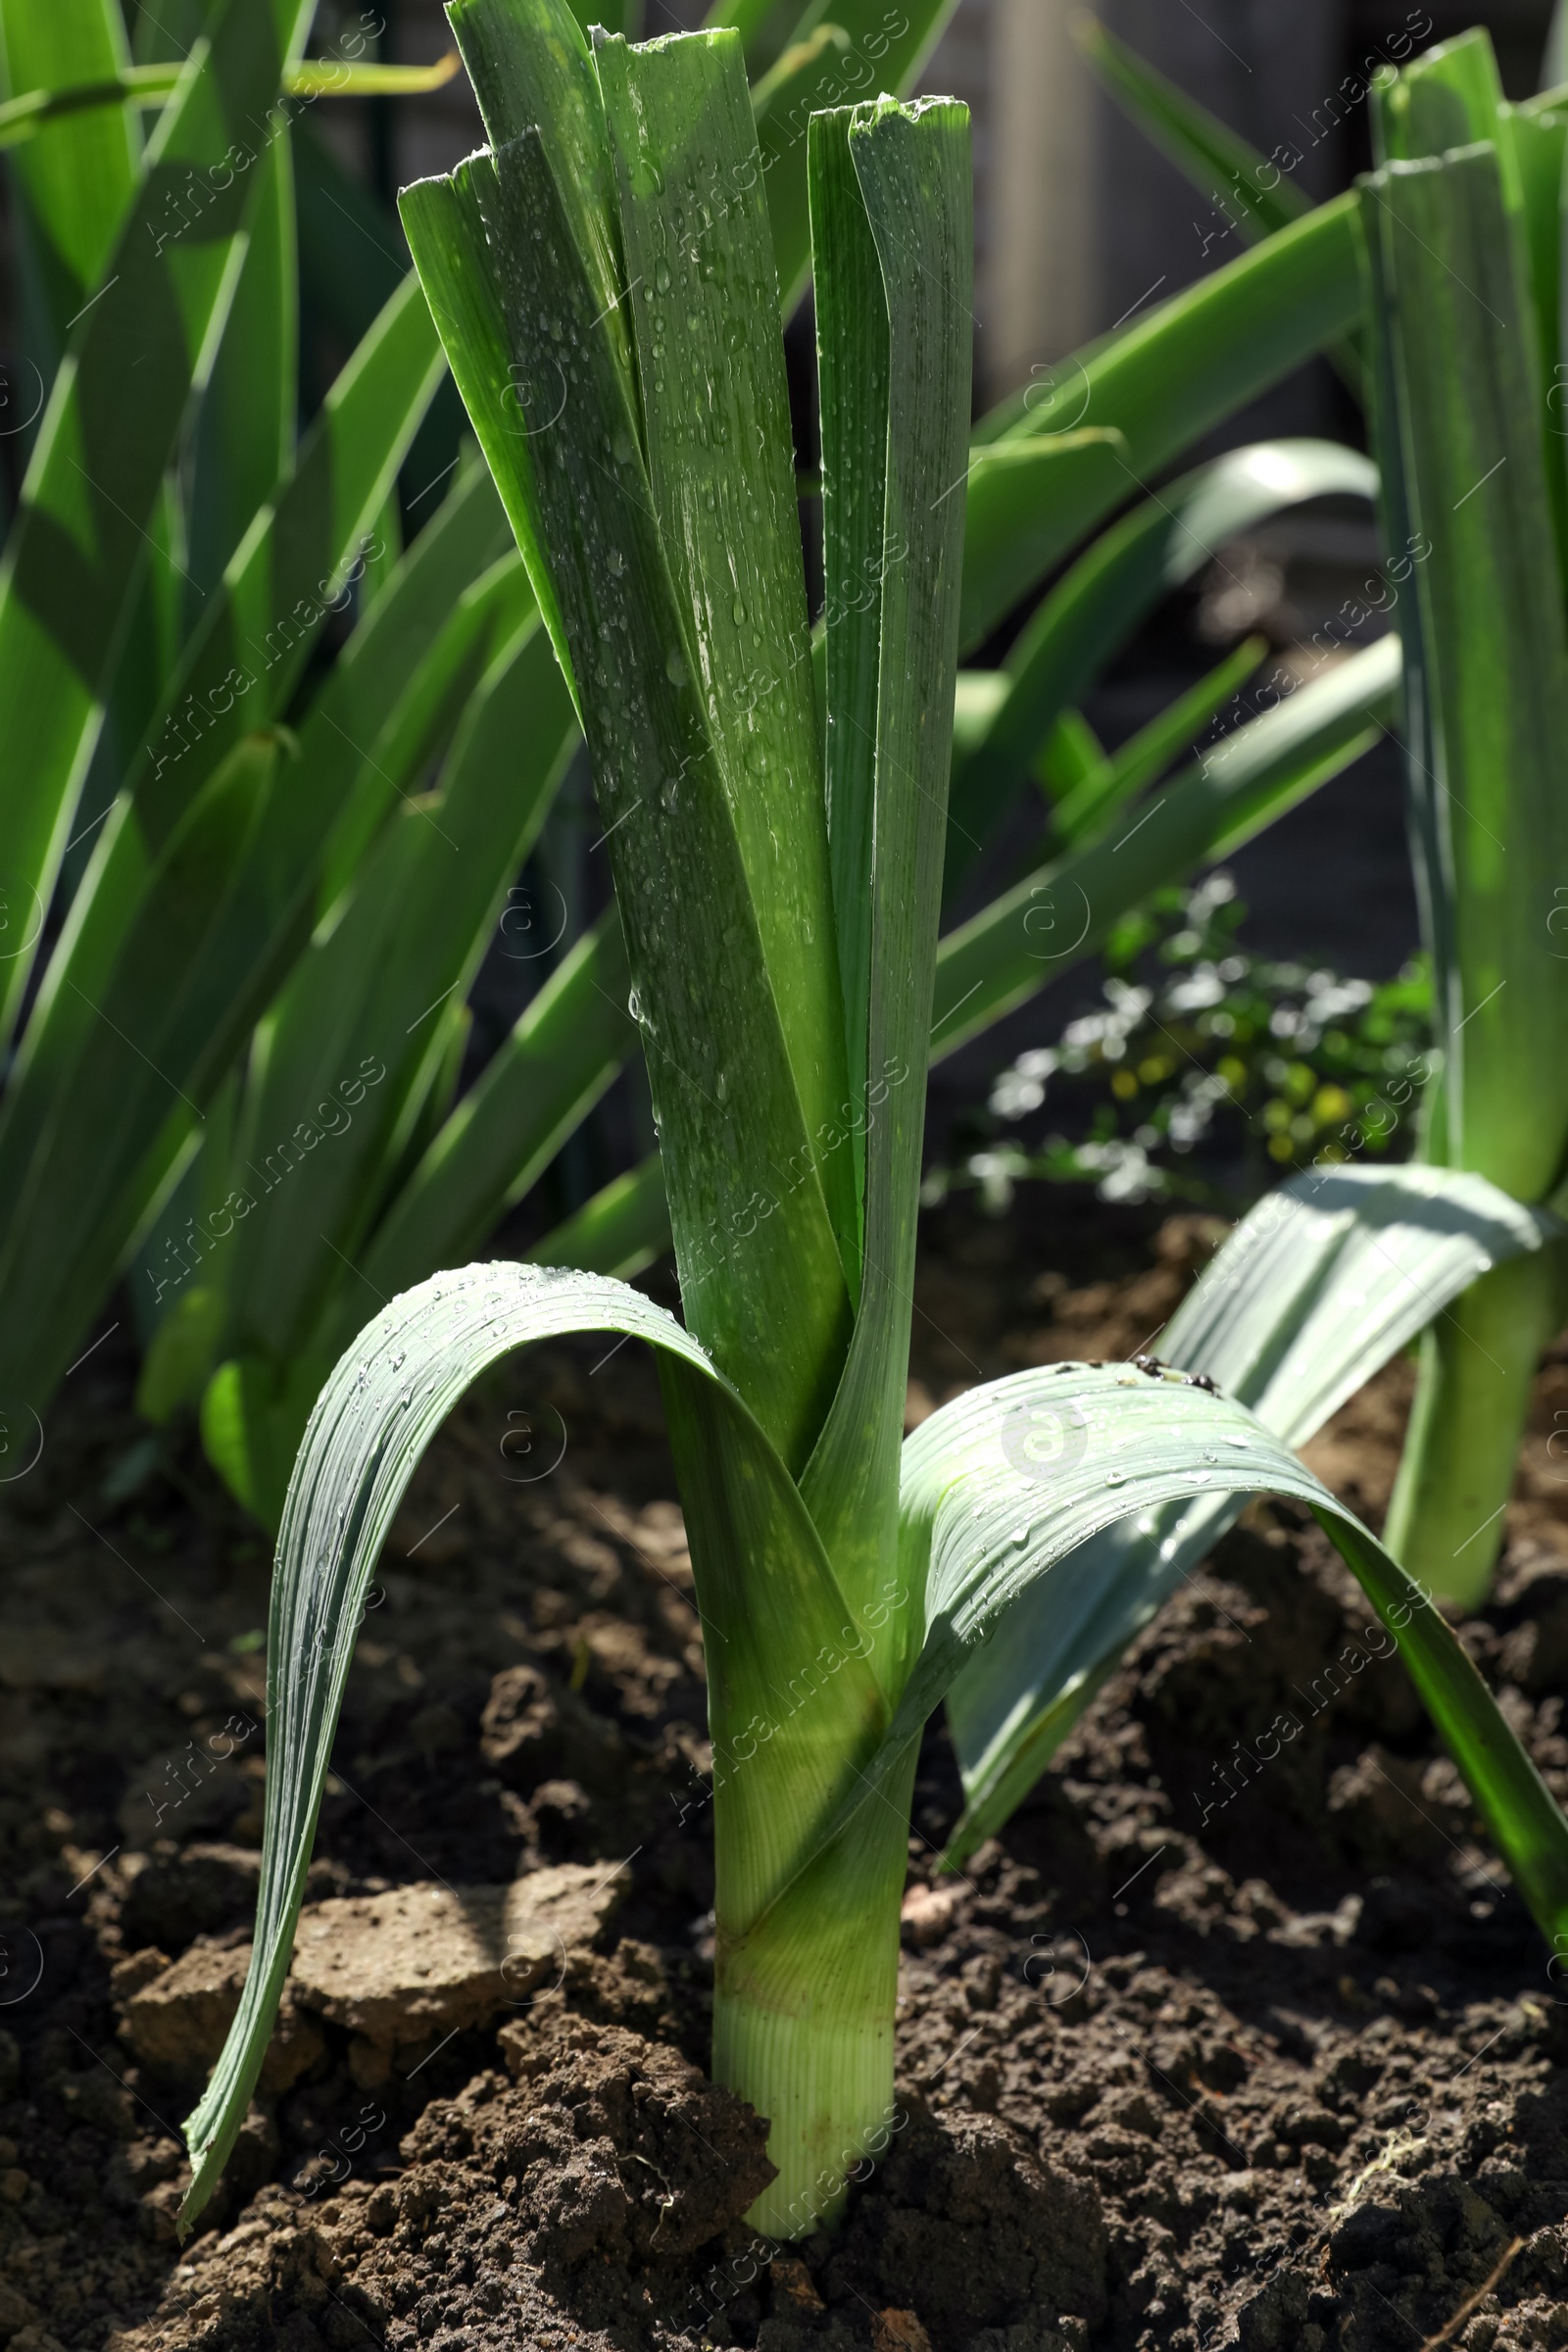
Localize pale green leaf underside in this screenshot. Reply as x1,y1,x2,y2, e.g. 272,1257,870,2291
903,1360,1568,1934
945,1164,1560,1859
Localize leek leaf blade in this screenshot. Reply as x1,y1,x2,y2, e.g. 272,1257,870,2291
0,0,139,378
901,1367,1568,1934
802,93,972,1647
204,590,573,1382
596,26,855,1280
1362,145,1568,1200
403,24,853,1470
180,1260,880,2227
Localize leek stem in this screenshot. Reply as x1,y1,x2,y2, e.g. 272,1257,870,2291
711,1750,916,2237
1385,1247,1568,1607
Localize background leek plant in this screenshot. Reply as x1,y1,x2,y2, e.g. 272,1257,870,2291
1075,24,1568,1610
934,21,1568,1866
179,0,1568,2246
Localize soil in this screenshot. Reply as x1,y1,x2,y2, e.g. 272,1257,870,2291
6,1199,1568,2352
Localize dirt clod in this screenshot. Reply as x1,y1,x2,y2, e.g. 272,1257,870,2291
286,1865,624,2047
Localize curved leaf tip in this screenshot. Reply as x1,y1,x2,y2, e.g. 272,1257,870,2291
180,1257,725,2228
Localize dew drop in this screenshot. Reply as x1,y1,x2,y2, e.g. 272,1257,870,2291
654,258,672,294
665,648,689,688
607,547,627,577
1104,1469,1127,1487
731,594,747,627
745,738,769,775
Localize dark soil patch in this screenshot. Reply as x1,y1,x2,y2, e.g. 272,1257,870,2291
4,1202,1568,2352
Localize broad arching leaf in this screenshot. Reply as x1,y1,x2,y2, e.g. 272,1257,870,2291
943,1166,1562,1861
180,1260,882,2229
891,1364,1568,1935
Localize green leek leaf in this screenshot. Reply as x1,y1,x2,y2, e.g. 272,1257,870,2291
977,195,1363,475
359,910,635,1303
183,129,296,622
944,1165,1561,1862
1361,146,1568,1202
751,0,959,311
0,728,302,1409
802,92,971,1657
903,1366,1568,1936
206,586,571,1378
1075,17,1312,242
403,8,852,1469
1050,635,1267,849
181,1259,881,2228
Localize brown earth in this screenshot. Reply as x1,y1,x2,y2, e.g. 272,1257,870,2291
3,1200,1568,2352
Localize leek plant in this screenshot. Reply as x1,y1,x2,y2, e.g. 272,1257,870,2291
182,0,1568,2242
1360,31,1568,1604
936,21,1568,1862
1078,24,1568,1609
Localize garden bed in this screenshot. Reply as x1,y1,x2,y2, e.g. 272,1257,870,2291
3,1204,1568,2352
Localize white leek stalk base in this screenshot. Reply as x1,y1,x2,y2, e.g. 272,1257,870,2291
714,1976,899,2237
710,1764,913,2240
